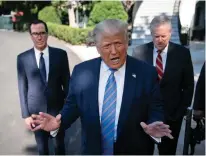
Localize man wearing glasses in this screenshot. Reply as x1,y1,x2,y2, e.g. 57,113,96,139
17,20,70,155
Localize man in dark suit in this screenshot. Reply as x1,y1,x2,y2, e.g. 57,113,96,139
193,63,205,118
17,20,70,155
132,15,194,155
31,19,173,155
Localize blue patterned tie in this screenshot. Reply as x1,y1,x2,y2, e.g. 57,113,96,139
101,68,117,155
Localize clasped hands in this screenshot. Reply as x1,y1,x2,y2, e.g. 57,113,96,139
29,112,173,139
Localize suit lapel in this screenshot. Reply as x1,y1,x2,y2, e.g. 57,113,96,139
117,56,137,139
30,48,45,84
89,58,102,132
149,42,173,85
48,46,54,85
161,42,174,84
31,47,50,86
30,48,38,70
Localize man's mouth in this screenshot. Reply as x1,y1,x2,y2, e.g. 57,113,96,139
111,57,120,64
157,43,164,46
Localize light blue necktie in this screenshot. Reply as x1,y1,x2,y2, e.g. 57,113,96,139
101,69,117,155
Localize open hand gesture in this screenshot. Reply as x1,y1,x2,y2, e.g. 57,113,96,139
140,121,173,139
31,112,61,132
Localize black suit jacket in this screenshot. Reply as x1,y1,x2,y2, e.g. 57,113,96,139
60,56,164,154
193,63,205,111
132,42,194,120
17,46,70,118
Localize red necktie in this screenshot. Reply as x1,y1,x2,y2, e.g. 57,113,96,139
156,51,163,81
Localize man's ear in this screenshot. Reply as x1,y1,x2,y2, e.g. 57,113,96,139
96,45,101,55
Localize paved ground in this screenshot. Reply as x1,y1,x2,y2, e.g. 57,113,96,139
0,31,205,155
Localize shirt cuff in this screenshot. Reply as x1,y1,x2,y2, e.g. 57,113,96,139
50,128,59,137
150,135,161,143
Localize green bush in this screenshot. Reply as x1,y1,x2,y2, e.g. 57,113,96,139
38,6,62,24
87,1,128,27
47,22,93,45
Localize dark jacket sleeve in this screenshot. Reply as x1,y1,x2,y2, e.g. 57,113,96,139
132,45,142,59
132,46,139,58
61,50,70,98
174,48,194,119
17,55,30,118
181,49,194,108
193,63,205,111
60,65,79,130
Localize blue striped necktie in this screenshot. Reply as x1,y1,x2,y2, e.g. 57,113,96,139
101,68,117,155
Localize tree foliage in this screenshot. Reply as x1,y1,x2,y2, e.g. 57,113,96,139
0,1,50,15
47,22,93,45
0,1,51,31
38,6,62,24
87,1,128,27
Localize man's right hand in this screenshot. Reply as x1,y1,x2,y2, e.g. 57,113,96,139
193,110,204,120
31,112,61,132
140,121,174,139
25,117,35,130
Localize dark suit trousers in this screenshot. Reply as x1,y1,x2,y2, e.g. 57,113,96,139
34,129,65,155
157,117,183,155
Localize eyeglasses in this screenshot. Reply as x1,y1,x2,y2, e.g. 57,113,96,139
31,32,47,37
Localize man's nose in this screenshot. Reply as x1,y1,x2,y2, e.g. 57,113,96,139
158,37,163,42
110,44,117,54
37,35,42,40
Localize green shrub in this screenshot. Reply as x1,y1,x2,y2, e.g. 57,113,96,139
38,6,62,24
87,1,128,27
47,22,93,45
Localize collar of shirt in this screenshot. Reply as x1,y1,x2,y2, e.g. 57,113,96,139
34,46,50,81
34,46,49,58
153,43,169,56
153,43,169,71
101,60,126,76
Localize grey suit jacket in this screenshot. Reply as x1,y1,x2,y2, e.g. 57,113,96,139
17,46,70,118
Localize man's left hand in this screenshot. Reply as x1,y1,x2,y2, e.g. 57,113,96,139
140,121,173,139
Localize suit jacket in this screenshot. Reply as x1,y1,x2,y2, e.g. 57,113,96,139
132,42,194,121
17,46,70,118
60,56,164,155
193,63,205,111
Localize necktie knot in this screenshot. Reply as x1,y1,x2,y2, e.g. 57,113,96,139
157,50,162,54
109,68,117,74
40,52,44,57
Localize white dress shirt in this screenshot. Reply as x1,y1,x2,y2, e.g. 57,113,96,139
34,46,49,81
153,44,169,71
98,61,125,141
